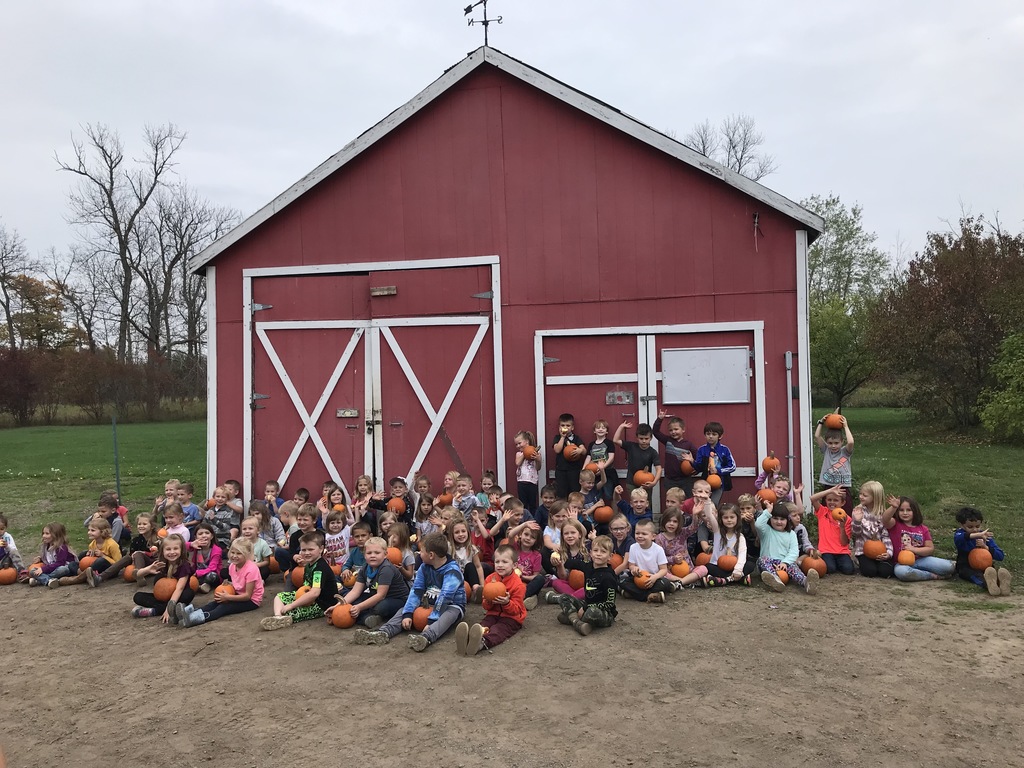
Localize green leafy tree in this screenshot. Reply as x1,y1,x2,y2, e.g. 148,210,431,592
980,333,1024,442
809,297,876,408
803,194,889,304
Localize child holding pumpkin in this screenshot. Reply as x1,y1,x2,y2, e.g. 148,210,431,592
56,517,119,587
387,523,416,581
554,535,618,636
177,538,264,627
26,523,75,587
850,481,893,578
549,519,590,599
808,487,854,575
880,495,955,582
701,503,752,586
511,523,547,609
131,533,195,622
455,543,527,656
87,512,161,587
187,522,223,592
261,530,338,630
513,429,541,514
653,507,704,590
0,515,25,575
953,507,1010,596
552,412,586,498
815,411,855,515
693,421,736,508
613,421,662,492
621,518,672,603
329,536,409,629
653,410,698,498
755,503,818,594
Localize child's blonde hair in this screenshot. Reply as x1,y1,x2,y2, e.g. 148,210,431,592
567,492,585,506
229,537,254,560
736,493,756,508
354,474,373,497
629,487,649,503
559,519,589,562
859,480,885,514
388,522,411,552
665,487,685,503
591,535,613,555
692,479,712,494
88,516,112,539
443,470,459,489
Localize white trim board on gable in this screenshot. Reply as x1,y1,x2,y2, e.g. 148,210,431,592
190,46,822,274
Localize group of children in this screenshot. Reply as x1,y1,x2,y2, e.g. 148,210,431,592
4,410,1012,656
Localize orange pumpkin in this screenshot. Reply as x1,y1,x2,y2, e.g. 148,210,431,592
268,556,281,574
295,585,309,600
464,581,472,601
330,562,342,576
522,445,538,460
157,528,168,538
756,489,777,505
386,547,403,565
482,580,508,602
0,567,17,586
153,577,178,602
593,505,614,524
679,460,696,476
290,568,305,588
717,555,738,572
830,507,848,522
332,503,347,513
123,565,136,583
330,603,356,628
205,498,216,509
823,413,844,430
776,568,790,584
568,569,585,590
387,498,406,514
761,451,781,473
707,474,722,490
342,571,357,588
801,557,827,577
610,554,624,570
862,540,888,559
633,470,655,487
897,550,916,566
562,445,582,461
670,562,690,578
412,605,433,631
436,493,454,507
584,462,600,474
695,552,712,567
632,569,651,588
78,556,98,572
214,583,236,598
188,575,200,592
968,548,994,571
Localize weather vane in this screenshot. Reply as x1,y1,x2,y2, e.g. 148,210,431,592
464,0,501,46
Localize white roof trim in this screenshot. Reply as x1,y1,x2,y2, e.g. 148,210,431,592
191,46,822,273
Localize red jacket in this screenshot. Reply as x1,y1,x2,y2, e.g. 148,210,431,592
482,571,527,625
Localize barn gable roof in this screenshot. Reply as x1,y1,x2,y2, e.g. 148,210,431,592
190,46,822,273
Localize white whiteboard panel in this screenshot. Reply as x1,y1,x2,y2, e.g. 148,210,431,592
661,346,751,404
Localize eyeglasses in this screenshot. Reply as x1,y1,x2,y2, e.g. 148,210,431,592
610,526,629,532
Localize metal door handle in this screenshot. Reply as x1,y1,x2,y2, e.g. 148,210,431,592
389,421,404,427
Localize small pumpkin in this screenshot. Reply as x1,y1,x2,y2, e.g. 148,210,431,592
268,556,281,574
330,562,342,576
412,605,432,631
593,505,614,524
482,580,508,602
633,470,655,487
562,445,582,461
436,493,454,507
776,568,790,584
695,552,712,567
290,568,305,588
632,569,652,588
123,565,136,583
830,507,847,522
295,585,309,600
214,583,236,598
717,555,738,572
78,556,98,572
386,547,403,565
823,413,844,430
610,554,624,570
968,548,994,571
157,528,168,538
679,460,696,476
342,571,357,588
153,577,178,602
670,562,690,578
0,567,17,586
188,575,200,592
205,498,216,510
330,603,356,628
332,503,347,513
862,539,888,559
896,550,916,566
761,451,781,473
800,557,827,577
584,462,599,474
568,569,585,590
387,498,406,514
522,445,538,460
707,474,722,490
756,489,777,505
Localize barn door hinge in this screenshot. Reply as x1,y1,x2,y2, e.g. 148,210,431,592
543,356,560,364
251,303,273,313
250,392,270,410
472,291,494,299
638,395,657,403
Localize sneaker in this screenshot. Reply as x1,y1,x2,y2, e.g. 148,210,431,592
646,591,665,604
523,595,538,610
47,578,61,589
742,574,753,586
470,584,483,604
28,578,39,587
572,620,593,637
805,569,820,595
85,567,101,588
672,581,684,591
467,623,486,657
984,567,1000,596
557,611,572,625
166,600,179,625
199,582,212,594
363,615,384,630
544,591,562,605
352,629,390,646
761,571,785,592
998,568,1013,596
131,607,155,618
181,610,206,628
702,576,725,588
260,615,294,631
408,634,430,652
455,622,470,655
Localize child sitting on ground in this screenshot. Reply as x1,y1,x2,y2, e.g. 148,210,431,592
187,522,223,593
0,515,25,575
204,485,239,550
850,481,893,579
239,516,273,580
178,538,264,627
60,517,119,587
554,535,618,636
26,522,73,587
808,486,853,575
261,531,338,630
755,503,818,594
455,543,526,656
882,494,955,583
275,503,316,577
329,536,410,629
953,507,1011,596
176,483,203,533
132,534,195,622
352,531,467,652
621,518,673,603
340,521,372,587
613,486,654,531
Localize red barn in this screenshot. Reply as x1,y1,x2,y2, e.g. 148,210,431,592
191,46,822,509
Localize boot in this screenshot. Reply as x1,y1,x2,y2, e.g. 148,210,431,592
59,573,87,586
571,618,592,636
101,557,130,581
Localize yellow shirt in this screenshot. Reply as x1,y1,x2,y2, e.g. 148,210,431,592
88,537,121,564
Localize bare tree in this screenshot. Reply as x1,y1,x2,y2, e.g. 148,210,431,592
683,114,778,181
44,245,106,352
0,221,37,350
56,123,186,362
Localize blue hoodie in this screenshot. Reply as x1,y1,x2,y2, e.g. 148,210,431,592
401,556,467,622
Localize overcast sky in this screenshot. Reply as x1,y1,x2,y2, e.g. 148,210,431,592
2,1,1022,263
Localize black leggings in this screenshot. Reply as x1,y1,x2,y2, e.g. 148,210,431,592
133,587,197,611
517,482,539,515
202,599,259,623
621,577,673,601
707,560,755,579
462,562,494,586
523,575,546,598
857,555,894,578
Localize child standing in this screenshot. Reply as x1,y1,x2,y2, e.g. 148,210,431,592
552,413,586,498
808,486,854,575
352,532,467,652
621,519,672,603
331,536,410,628
554,535,618,636
26,523,75,587
585,419,617,501
850,481,894,579
261,531,339,630
613,421,662,492
652,411,698,498
452,474,482,522
455,543,527,656
176,483,203,534
815,412,855,515
131,534,195,622
755,504,818,594
881,495,955,582
178,538,264,627
514,430,541,513
953,507,1011,596
694,422,736,509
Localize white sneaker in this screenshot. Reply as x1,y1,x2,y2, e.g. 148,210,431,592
761,571,785,592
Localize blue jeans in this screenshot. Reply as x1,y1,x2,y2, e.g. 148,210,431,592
822,553,855,575
894,556,955,582
36,563,77,585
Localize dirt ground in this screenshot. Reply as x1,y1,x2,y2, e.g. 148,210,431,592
1,575,1020,768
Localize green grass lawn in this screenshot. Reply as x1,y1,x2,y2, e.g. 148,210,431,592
0,421,205,550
